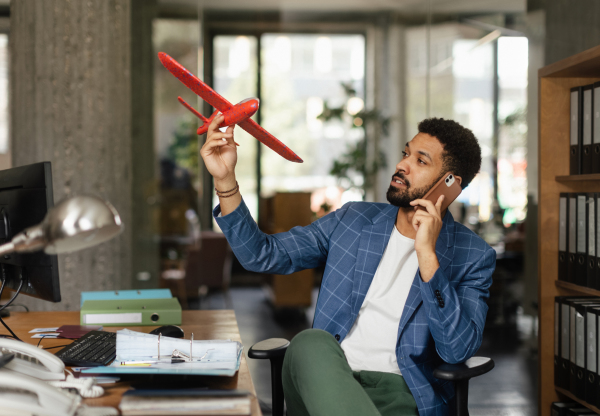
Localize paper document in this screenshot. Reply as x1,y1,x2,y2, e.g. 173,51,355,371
81,329,243,377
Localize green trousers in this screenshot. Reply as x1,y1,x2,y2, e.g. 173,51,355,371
282,329,419,416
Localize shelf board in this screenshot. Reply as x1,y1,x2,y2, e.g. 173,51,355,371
556,280,600,296
539,44,600,78
555,386,600,414
556,174,600,182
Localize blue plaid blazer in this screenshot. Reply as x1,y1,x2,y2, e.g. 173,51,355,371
215,199,495,416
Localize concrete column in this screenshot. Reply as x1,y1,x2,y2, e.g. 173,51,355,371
130,0,159,290
367,16,406,203
375,22,405,204
10,0,158,311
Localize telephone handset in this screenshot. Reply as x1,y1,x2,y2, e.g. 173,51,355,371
0,369,81,416
0,337,65,381
0,339,115,416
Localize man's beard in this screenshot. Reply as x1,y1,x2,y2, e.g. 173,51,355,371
386,172,442,208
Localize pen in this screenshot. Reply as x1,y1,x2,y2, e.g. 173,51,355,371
120,363,152,367
120,360,158,366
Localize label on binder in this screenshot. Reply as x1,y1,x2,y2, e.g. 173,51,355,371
560,197,567,252
84,313,143,325
570,197,577,254
587,311,596,371
576,312,585,367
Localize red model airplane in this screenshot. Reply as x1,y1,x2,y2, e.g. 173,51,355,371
158,52,303,163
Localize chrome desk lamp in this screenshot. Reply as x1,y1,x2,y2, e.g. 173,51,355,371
0,195,123,256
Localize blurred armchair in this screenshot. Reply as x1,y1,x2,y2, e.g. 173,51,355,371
185,231,233,298
161,231,233,308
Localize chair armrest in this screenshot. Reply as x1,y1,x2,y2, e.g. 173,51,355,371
248,338,290,360
248,338,290,416
433,356,494,381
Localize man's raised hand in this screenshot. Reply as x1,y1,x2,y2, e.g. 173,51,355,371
409,195,444,282
200,114,238,182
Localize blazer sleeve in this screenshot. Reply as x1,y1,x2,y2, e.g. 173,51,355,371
214,198,349,275
419,245,496,364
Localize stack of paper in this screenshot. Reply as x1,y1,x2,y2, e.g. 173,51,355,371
119,389,251,415
81,329,243,377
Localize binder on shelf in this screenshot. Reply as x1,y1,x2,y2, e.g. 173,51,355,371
556,296,568,387
596,194,600,291
569,299,600,396
80,298,182,327
557,297,594,391
587,194,597,288
575,301,600,399
560,193,569,282
569,194,578,284
593,82,600,173
561,298,572,389
571,86,583,175
570,301,580,395
597,311,600,409
576,194,588,287
585,306,599,404
582,85,594,174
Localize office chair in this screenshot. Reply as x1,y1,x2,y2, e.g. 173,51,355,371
249,338,494,416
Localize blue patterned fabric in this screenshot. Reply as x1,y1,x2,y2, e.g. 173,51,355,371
215,198,495,416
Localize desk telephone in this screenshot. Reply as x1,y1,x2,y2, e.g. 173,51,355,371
0,337,65,380
0,337,116,416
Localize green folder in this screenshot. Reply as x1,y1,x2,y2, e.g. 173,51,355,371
80,298,182,326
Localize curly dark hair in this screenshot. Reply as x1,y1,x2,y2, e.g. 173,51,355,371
417,118,481,189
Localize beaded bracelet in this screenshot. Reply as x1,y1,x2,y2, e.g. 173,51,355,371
215,181,238,194
216,183,239,198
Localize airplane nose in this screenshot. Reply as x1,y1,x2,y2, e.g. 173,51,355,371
245,99,259,114
157,52,170,64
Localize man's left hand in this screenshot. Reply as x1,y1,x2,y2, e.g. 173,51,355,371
409,195,444,282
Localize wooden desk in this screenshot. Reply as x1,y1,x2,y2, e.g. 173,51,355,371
4,310,262,416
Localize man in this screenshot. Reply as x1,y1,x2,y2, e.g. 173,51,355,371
201,116,495,416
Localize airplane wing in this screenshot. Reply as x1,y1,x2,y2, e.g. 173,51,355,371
238,119,303,163
158,52,232,113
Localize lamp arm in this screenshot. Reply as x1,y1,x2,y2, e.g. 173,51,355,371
0,242,15,256
0,224,47,256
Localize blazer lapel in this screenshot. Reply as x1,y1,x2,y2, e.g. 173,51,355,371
351,205,398,316
396,210,457,341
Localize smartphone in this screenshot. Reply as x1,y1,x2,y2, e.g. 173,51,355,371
417,173,462,212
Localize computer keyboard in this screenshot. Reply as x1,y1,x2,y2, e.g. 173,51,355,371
55,330,116,367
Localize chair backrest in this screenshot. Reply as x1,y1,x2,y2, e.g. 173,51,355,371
184,231,232,293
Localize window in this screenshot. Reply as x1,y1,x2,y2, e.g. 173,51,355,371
211,33,366,221
213,36,259,218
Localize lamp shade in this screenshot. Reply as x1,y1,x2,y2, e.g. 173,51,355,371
43,195,123,254
0,195,123,256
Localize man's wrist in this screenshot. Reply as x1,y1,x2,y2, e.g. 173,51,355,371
417,250,439,282
215,175,237,192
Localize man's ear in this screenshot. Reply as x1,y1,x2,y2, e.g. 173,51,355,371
454,175,462,185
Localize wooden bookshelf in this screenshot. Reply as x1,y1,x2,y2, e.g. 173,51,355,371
539,45,600,415
555,387,600,414
556,174,600,182
555,280,600,297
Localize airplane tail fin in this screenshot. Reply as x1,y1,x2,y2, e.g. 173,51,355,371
177,96,206,121
196,110,219,135
177,97,219,135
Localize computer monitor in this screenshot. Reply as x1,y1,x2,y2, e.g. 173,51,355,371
0,162,60,302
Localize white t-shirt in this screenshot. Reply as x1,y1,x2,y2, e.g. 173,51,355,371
340,225,418,375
